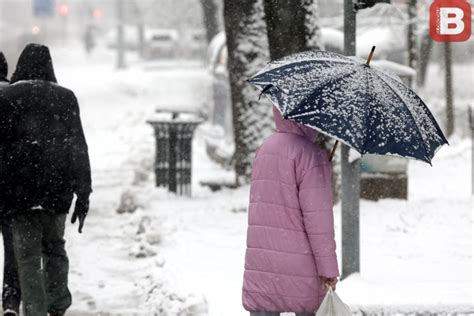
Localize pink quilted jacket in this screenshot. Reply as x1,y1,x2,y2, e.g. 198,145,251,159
242,107,339,313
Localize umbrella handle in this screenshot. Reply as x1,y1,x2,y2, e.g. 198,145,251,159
329,141,339,162
366,46,376,65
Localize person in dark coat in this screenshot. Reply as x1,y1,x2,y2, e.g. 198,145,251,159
0,44,92,316
0,51,22,316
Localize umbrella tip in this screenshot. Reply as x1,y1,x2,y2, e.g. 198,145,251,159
259,84,274,100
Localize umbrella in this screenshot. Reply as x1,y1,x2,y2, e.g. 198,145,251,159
248,47,448,164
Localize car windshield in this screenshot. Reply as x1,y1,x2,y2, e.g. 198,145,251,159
152,34,172,41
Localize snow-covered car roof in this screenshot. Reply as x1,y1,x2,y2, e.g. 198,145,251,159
370,60,416,77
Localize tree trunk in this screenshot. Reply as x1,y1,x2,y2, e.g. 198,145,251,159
223,0,271,185
200,0,221,44
417,27,433,87
264,0,306,59
223,0,325,185
263,0,322,60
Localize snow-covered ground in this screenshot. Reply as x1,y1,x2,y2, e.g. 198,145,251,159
0,43,472,315
54,46,214,315
138,139,473,315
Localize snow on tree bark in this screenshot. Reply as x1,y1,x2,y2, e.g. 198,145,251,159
223,0,272,184
302,0,323,51
223,0,326,185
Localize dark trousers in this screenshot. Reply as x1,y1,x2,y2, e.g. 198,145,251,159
12,212,71,316
1,217,21,312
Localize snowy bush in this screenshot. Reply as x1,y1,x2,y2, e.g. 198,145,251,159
117,189,141,214
117,185,157,215
130,215,163,258
143,267,208,316
133,155,154,185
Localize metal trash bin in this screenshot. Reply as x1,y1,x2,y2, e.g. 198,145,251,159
147,111,203,195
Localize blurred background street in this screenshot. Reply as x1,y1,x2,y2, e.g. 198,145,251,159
0,0,473,315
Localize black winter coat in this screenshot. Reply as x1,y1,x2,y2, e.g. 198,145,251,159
0,51,10,214
0,44,91,215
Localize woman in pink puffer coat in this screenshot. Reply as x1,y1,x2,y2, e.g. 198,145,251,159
242,107,339,316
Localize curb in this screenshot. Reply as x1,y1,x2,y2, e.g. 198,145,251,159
351,305,474,316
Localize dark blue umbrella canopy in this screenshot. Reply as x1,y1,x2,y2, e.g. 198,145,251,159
249,50,448,164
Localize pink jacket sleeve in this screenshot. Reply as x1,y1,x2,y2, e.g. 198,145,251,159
298,161,339,278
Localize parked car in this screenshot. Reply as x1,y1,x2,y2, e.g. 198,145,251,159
143,29,179,59
203,32,234,166
182,30,207,60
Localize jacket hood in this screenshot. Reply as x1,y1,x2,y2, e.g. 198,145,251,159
10,43,57,84
0,51,8,82
272,106,318,142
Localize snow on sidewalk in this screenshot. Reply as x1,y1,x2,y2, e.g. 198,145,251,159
49,45,212,314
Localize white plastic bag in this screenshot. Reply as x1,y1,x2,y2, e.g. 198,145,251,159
315,287,351,316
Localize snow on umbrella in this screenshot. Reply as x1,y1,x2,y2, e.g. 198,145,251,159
248,47,448,164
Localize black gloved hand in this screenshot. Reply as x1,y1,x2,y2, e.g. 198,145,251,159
71,195,89,233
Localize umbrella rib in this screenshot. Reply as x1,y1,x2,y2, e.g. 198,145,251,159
361,69,374,154
376,70,449,147
374,72,431,161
